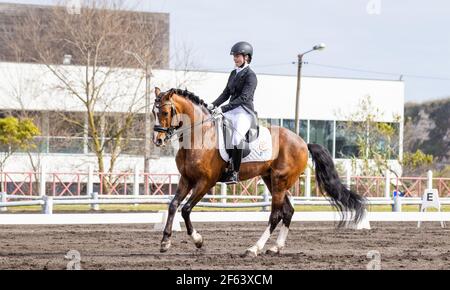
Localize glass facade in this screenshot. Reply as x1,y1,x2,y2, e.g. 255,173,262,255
309,120,334,155
335,121,400,159
369,122,400,159
277,119,307,139
335,121,360,158
49,137,85,154
0,110,402,160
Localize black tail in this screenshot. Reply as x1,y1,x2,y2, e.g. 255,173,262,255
307,143,366,226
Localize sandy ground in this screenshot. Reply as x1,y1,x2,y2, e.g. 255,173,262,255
0,221,449,270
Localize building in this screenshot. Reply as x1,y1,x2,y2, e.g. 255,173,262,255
0,2,170,68
0,61,405,175
0,3,404,176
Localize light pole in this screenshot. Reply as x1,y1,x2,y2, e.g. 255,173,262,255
294,43,326,135
124,50,155,174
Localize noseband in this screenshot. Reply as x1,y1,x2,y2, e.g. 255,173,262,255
153,92,216,144
153,95,183,142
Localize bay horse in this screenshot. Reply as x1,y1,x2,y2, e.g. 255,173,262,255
152,87,365,256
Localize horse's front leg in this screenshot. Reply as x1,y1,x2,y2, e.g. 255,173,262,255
160,177,191,252
181,180,211,249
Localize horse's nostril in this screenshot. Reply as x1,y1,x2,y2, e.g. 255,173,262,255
155,139,163,146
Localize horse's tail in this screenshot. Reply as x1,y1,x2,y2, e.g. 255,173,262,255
307,143,366,226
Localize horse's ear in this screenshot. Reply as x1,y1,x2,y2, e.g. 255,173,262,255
155,87,161,96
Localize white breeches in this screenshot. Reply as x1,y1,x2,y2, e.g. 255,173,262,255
223,106,252,146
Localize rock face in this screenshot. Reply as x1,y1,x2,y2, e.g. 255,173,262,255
404,98,450,170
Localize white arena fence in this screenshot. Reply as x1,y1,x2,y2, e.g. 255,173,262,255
1,167,449,198
0,168,449,226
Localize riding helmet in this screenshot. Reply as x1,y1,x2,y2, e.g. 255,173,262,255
230,41,253,63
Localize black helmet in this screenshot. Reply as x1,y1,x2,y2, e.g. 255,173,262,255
230,41,253,63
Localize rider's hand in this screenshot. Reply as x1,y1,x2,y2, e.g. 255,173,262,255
212,106,222,116
206,103,215,111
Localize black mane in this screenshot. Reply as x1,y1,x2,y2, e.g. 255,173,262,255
167,88,209,110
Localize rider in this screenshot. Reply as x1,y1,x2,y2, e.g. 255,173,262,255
207,41,258,183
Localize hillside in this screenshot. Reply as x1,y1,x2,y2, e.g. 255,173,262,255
404,97,450,170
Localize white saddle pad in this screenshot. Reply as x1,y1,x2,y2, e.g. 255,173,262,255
216,115,273,163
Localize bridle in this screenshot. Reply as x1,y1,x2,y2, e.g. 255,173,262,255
153,95,181,140
153,92,217,144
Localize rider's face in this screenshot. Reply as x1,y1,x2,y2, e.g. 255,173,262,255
233,54,246,67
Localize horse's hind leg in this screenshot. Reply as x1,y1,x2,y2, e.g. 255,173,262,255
160,176,191,252
266,195,294,255
181,180,211,249
244,176,285,257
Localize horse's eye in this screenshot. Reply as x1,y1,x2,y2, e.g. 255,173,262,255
162,111,169,117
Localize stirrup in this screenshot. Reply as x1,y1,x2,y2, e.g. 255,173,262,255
223,171,239,184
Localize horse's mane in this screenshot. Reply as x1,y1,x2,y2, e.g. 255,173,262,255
166,88,209,113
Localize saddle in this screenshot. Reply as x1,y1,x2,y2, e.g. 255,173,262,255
222,110,260,159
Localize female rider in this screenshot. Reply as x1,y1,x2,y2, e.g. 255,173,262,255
207,41,258,183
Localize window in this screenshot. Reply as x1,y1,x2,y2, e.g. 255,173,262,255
48,111,85,154
282,119,295,132
309,120,333,155
49,137,84,154
48,111,85,137
369,122,400,159
335,121,361,158
298,120,308,140
258,118,281,127
282,119,307,138
335,121,400,159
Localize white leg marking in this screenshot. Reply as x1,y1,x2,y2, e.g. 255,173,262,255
247,226,271,256
190,229,202,244
268,224,290,253
276,224,289,249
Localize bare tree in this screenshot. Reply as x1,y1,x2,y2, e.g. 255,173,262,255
2,0,168,191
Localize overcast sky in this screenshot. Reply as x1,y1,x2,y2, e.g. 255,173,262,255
3,0,450,102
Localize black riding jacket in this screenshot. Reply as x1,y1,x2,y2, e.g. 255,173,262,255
212,66,257,114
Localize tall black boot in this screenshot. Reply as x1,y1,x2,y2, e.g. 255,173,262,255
224,145,242,184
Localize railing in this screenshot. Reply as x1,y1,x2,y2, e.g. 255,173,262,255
2,191,450,215
0,168,449,200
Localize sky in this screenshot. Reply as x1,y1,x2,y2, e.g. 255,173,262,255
3,0,450,102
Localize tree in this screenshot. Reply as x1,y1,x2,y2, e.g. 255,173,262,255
337,95,401,176
401,149,434,175
0,117,40,167
0,116,40,191
3,0,167,191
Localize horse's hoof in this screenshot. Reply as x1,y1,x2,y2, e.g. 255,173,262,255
242,246,259,258
194,239,203,249
160,240,171,253
265,247,280,256
191,230,203,249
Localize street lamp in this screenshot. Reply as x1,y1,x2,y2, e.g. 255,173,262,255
294,43,326,135
124,50,155,174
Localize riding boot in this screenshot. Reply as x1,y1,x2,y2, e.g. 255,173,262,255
225,145,242,184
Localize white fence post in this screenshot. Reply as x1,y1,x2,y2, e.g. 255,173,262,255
346,167,352,190
91,191,99,211
134,165,140,206
87,165,93,197
385,169,391,199
427,170,433,190
305,167,311,198
42,195,53,214
263,184,270,211
220,183,227,204
393,195,402,212
39,164,46,197
0,192,7,212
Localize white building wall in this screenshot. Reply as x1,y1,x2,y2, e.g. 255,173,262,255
0,62,404,174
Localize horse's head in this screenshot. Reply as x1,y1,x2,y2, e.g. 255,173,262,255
152,87,180,146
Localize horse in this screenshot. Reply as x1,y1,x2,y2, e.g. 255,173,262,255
152,87,365,257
